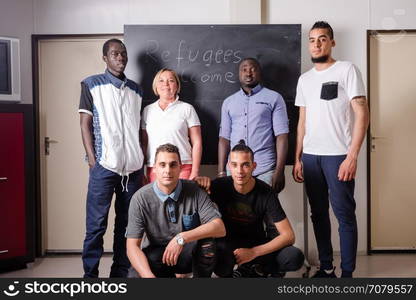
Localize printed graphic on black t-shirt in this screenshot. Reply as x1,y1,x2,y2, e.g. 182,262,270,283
226,195,257,224
210,177,286,242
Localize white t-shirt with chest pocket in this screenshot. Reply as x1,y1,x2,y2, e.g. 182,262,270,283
295,61,366,155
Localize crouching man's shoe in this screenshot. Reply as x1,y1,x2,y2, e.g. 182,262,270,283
312,267,337,278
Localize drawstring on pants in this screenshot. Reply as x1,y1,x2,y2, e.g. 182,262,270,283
120,174,130,192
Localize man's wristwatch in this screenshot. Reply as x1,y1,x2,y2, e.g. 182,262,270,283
175,234,185,246
217,171,226,177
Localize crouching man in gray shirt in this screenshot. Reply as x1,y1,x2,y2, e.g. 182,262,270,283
126,143,226,278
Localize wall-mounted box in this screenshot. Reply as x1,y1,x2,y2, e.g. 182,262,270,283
0,37,21,102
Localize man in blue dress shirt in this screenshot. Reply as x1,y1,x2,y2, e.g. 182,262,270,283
218,58,289,193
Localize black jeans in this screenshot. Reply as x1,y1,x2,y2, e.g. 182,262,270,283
143,238,216,278
214,238,304,277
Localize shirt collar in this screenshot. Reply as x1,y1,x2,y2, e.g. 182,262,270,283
239,84,263,97
152,180,182,202
157,96,180,110
105,69,127,89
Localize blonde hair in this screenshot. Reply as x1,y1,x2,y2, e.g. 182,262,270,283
152,68,181,96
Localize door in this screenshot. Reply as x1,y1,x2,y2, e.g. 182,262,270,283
369,32,416,250
38,36,121,252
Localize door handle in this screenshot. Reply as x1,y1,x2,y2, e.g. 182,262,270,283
0,250,9,254
45,137,58,155
0,177,7,182
371,136,386,140
370,134,386,152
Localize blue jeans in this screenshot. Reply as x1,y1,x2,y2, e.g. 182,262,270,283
302,154,357,274
82,163,143,278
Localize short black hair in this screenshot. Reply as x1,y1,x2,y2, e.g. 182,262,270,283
102,38,125,56
310,21,334,39
231,140,254,162
239,57,262,72
154,143,181,164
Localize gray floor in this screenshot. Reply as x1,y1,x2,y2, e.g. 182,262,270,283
1,254,415,278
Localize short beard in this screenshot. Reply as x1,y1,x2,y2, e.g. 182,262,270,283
311,55,329,63
245,82,258,89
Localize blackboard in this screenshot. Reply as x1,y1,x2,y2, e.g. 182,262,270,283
125,25,301,165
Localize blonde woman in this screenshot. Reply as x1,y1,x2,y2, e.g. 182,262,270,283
141,68,202,182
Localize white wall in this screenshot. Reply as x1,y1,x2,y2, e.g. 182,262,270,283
2,0,416,257
370,0,416,30
33,0,231,34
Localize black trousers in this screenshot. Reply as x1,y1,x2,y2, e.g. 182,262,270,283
143,238,216,278
214,237,304,277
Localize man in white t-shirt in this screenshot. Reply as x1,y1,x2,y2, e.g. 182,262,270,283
293,21,369,278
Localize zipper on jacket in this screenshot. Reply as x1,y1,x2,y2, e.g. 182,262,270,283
120,82,126,178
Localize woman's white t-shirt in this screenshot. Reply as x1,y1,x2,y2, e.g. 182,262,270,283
141,98,201,166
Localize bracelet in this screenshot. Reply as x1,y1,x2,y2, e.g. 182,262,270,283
217,171,226,176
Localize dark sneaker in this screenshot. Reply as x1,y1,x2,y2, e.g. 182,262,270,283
312,267,337,278
232,265,251,278
232,264,268,278
269,271,286,278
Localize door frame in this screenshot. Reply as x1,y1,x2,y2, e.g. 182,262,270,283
366,29,416,254
31,34,122,256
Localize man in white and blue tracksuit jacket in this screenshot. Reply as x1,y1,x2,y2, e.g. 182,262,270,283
79,39,144,278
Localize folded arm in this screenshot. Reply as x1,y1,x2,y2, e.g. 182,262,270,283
234,218,295,265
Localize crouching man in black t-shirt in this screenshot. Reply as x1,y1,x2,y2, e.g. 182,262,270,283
195,141,304,277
